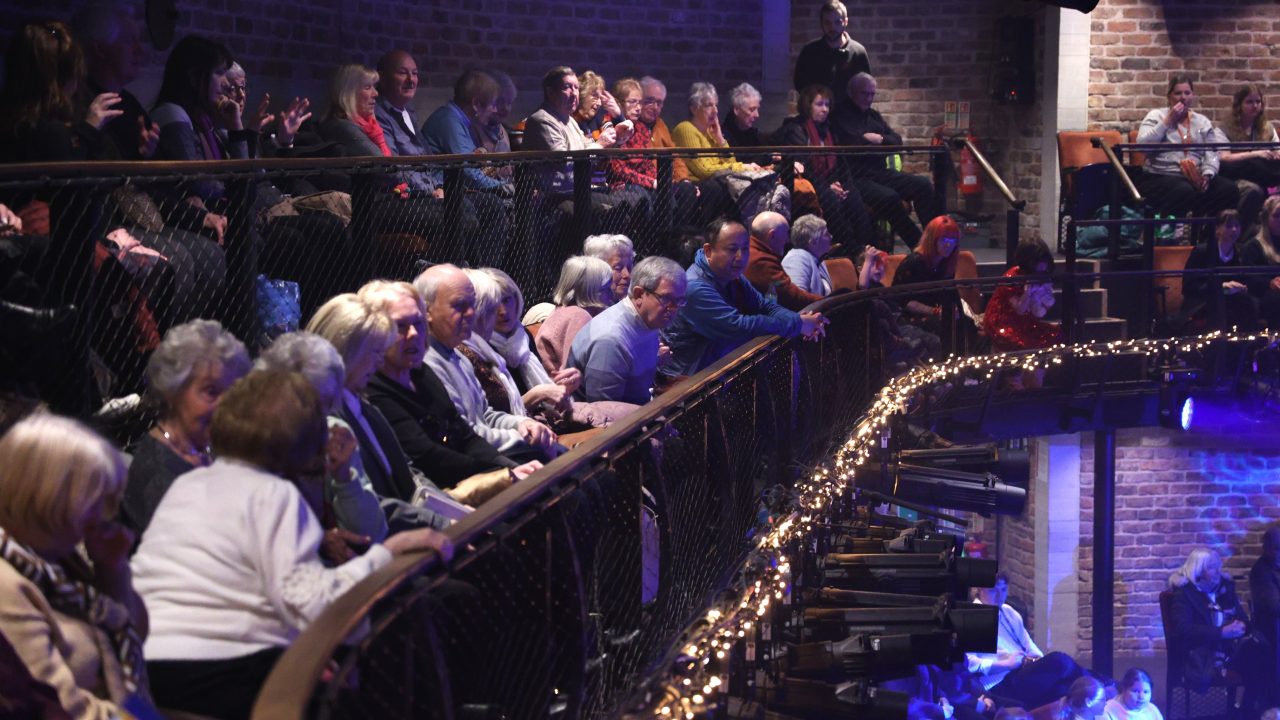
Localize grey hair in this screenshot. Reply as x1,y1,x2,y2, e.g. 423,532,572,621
630,256,686,293
790,214,829,252
552,256,614,310
583,233,634,264
850,72,876,94
482,267,525,323
255,332,345,412
688,82,718,112
412,263,462,305
465,268,503,325
70,2,132,47
730,82,762,110
639,76,667,94
144,319,251,414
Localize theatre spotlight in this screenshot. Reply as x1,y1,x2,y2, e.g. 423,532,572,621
1158,367,1199,431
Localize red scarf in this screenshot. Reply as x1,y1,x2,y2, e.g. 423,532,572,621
805,118,836,182
353,113,392,157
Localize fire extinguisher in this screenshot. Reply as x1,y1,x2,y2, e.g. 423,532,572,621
958,133,983,196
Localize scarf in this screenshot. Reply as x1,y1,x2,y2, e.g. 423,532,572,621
192,112,224,161
805,118,836,182
459,336,525,416
487,328,554,388
0,527,150,703
353,113,392,157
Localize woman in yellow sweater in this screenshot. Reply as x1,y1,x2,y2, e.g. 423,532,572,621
672,82,765,181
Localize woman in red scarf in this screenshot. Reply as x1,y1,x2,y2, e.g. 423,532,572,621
774,84,876,257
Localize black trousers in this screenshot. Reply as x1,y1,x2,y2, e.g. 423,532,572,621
1136,172,1240,241
148,646,285,720
988,651,1089,709
852,168,939,247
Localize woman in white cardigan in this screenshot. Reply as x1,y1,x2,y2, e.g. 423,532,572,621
131,369,451,719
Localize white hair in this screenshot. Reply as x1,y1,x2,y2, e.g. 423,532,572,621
688,82,718,113
583,233,634,263
255,332,345,412
640,76,667,94
790,214,829,251
730,82,762,110
630,256,686,293
145,319,251,413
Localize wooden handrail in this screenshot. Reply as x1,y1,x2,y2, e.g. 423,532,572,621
1090,136,1143,205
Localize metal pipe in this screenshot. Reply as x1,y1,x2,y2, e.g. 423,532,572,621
952,137,1024,210
1090,136,1143,205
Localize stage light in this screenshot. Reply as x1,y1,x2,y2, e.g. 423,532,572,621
1180,396,1194,431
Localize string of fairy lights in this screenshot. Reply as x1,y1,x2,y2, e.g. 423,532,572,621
640,330,1278,718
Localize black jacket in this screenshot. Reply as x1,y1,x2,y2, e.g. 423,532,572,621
1169,577,1247,691
366,366,516,490
830,103,902,172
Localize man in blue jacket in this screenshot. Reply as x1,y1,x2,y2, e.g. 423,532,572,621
662,218,828,377
421,70,515,197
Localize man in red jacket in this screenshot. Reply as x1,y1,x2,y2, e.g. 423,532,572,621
745,211,823,311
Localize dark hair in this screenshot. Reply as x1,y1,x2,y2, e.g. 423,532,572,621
455,68,500,108
1217,209,1241,227
1013,239,1054,276
1059,677,1105,720
819,1,848,18
211,369,326,480
1165,73,1195,97
155,35,235,115
1120,668,1153,690
0,20,85,134
704,217,747,248
797,84,834,120
541,65,575,95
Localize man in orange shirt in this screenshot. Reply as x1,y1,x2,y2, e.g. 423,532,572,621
745,211,823,311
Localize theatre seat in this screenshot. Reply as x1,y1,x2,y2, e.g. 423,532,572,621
824,257,859,291
1153,245,1194,320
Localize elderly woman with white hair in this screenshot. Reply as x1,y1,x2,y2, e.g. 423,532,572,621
721,82,772,167
535,256,616,374
672,82,763,182
782,214,834,297
584,232,635,303
0,413,153,720
132,370,452,718
122,319,252,535
255,331,388,548
484,267,582,394
466,269,635,429
1168,546,1267,706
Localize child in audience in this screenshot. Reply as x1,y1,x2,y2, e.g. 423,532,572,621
1104,669,1162,720
1059,677,1107,720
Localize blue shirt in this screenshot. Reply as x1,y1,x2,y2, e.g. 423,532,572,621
567,298,658,405
660,249,801,376
373,96,440,193
420,102,506,192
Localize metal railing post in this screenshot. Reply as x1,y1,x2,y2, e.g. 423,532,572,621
572,157,593,244
441,166,464,262
1063,219,1079,344
1005,208,1019,267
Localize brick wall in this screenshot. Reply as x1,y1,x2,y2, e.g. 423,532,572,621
1075,426,1280,659
1087,0,1280,135
1,0,764,127
997,439,1040,631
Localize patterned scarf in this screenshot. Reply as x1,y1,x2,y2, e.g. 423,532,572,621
0,527,150,703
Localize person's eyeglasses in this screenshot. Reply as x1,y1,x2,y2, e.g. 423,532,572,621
644,287,687,309
229,83,247,97
641,98,665,106
624,98,642,107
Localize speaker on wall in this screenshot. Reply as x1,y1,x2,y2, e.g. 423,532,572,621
992,16,1035,106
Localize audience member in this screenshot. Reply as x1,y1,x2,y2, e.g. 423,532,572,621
536,256,616,373
359,280,534,496
485,267,581,395
892,216,963,339
417,264,560,461
122,319,252,535
1167,546,1265,712
745,210,823,311
569,256,687,405
722,82,772,167
673,82,762,182
1135,74,1239,242
662,218,827,376
584,232,636,304
1056,677,1107,720
572,70,621,139
0,413,153,719
982,239,1062,353
371,49,437,195
1250,527,1280,708
1104,668,1162,720
151,36,251,167
1182,209,1258,331
774,83,876,255
831,72,939,249
478,69,517,160
782,214,834,297
858,245,940,370
421,68,515,196
1240,196,1280,328
793,0,871,95
132,369,453,719
1218,85,1280,231
522,65,619,194
607,77,658,192
70,2,158,161
254,331,389,545
967,573,1093,709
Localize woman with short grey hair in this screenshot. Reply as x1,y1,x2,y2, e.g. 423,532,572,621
671,82,763,181
723,82,770,166
256,332,388,544
538,256,615,373
583,233,636,302
783,214,835,296
123,319,252,534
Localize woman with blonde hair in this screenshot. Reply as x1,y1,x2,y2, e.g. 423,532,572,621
0,413,153,719
1219,84,1280,186
1240,195,1280,328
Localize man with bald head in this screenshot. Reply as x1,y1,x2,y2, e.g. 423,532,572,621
744,211,823,311
417,264,559,462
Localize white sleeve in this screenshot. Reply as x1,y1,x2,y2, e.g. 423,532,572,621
964,652,994,675
249,481,393,632
1010,607,1043,657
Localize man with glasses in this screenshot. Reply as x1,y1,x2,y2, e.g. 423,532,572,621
745,211,823,311
568,256,688,405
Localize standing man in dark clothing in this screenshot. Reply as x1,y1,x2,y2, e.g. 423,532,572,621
1250,527,1280,707
793,1,871,95
831,72,939,248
